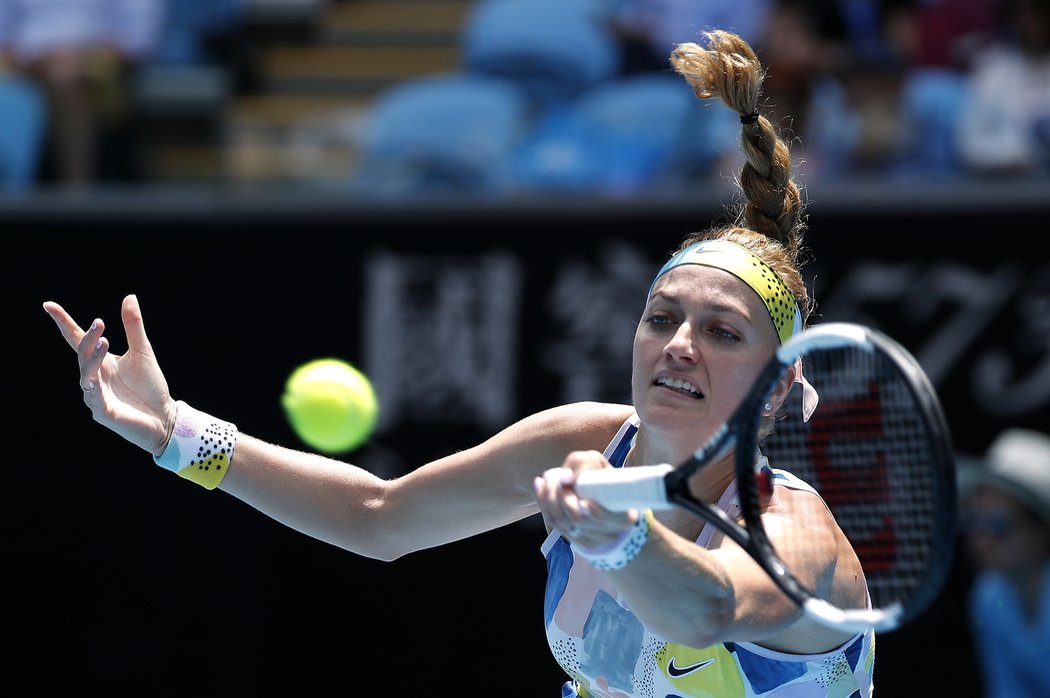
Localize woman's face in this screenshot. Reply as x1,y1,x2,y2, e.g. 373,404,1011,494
632,264,780,456
962,488,1050,573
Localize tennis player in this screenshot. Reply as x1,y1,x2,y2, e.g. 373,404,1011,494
44,30,873,698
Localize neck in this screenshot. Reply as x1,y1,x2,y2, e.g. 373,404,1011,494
632,428,737,504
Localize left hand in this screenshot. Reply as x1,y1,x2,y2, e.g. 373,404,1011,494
43,295,177,458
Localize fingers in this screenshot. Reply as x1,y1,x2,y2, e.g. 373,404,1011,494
78,319,109,392
121,294,153,356
535,466,584,536
535,452,633,545
44,299,109,392
42,300,88,351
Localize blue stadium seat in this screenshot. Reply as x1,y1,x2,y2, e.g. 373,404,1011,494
350,72,531,195
896,68,970,178
461,0,620,110
510,73,698,194
0,76,47,194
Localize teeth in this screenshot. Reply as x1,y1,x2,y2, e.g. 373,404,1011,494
656,376,701,397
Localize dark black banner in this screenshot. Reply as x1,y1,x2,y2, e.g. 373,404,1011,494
10,190,1048,693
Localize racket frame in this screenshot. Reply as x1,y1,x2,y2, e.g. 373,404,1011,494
577,323,957,634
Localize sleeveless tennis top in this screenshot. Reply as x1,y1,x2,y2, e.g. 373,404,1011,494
540,415,876,698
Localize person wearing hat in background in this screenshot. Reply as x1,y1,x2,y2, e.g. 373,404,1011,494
958,428,1050,698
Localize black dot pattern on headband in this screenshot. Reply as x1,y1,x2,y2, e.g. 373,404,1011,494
743,250,796,340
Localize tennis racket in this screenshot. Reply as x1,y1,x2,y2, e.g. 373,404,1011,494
574,322,957,634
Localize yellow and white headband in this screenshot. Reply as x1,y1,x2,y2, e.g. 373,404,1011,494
647,239,803,345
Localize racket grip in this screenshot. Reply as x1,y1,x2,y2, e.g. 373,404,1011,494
574,464,675,511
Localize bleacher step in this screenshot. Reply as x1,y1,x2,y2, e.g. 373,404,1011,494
322,0,471,45
258,45,461,95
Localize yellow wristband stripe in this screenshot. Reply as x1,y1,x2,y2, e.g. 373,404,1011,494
155,401,237,490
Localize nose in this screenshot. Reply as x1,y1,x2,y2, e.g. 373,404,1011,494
665,322,698,363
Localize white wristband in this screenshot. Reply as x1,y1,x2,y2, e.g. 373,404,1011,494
154,401,237,490
573,509,654,571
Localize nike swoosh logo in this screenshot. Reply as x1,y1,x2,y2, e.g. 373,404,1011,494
667,656,715,677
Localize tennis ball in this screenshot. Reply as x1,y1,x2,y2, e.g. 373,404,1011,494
281,358,378,454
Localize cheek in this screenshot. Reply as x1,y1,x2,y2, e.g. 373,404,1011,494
630,330,667,401
708,358,757,401
630,339,650,396
709,362,770,425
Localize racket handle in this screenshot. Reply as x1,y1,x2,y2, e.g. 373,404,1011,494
574,464,675,511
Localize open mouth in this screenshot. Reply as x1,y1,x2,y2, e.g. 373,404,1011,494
655,376,703,399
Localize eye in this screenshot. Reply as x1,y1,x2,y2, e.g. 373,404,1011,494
710,326,740,343
645,312,675,330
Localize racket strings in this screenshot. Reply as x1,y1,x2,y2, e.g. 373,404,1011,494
762,344,945,614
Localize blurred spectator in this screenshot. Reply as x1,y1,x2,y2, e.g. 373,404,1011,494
755,1,852,143
774,0,1006,180
958,428,1050,698
744,0,888,182
895,0,1001,72
0,0,165,189
889,0,1002,176
957,0,1050,176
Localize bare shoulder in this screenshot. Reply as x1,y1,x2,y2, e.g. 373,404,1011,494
762,485,840,537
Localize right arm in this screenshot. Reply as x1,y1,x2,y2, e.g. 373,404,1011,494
218,401,623,561
44,294,633,561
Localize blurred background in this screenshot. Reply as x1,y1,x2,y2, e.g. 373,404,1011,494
6,0,1049,694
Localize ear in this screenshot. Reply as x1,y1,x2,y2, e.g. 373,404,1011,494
766,365,797,414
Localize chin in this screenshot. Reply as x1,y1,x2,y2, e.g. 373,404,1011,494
644,400,711,435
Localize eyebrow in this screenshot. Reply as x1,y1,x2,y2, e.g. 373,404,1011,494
649,289,751,319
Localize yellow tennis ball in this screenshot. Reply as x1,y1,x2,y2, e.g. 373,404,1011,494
281,358,378,454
